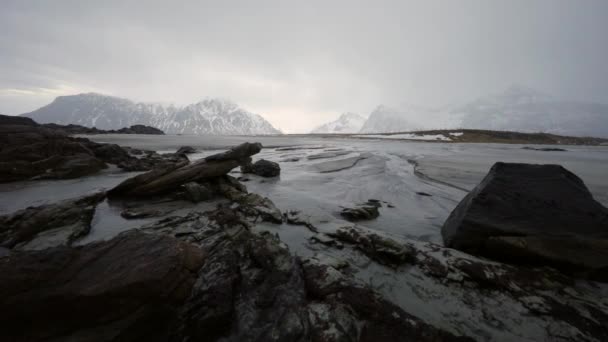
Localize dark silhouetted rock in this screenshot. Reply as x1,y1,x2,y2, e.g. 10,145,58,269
442,162,608,280
183,182,214,202
244,159,281,177
36,153,108,179
0,192,106,250
0,230,203,341
340,205,380,221
116,124,164,134
0,114,37,126
176,146,197,154
522,146,567,152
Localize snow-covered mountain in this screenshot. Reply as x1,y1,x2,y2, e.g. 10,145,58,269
22,93,282,135
455,85,608,137
311,112,366,133
358,105,422,133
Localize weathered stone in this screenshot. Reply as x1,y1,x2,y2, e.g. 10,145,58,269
442,162,608,280
120,208,162,219
0,192,106,250
183,182,214,202
327,226,416,267
35,153,108,179
176,146,197,154
0,230,203,341
108,142,262,197
242,159,281,177
340,205,380,221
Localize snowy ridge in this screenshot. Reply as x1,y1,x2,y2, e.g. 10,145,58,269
22,93,282,135
358,86,608,137
358,105,421,133
311,112,366,133
455,85,608,137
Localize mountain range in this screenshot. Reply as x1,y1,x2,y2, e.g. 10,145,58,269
22,93,281,135
313,85,608,137
311,112,366,133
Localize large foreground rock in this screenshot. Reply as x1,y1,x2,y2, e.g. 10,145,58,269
0,230,204,341
442,162,608,280
109,142,262,197
0,207,468,342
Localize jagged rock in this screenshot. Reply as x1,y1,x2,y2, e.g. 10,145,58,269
340,205,380,221
108,142,262,197
0,192,106,250
183,182,214,202
142,208,469,341
216,176,283,223
176,146,197,154
442,162,608,280
242,159,281,177
321,225,608,341
120,208,162,219
327,226,416,267
285,210,318,232
0,117,175,182
0,230,203,341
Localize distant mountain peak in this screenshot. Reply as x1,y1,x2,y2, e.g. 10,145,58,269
311,112,366,134
22,93,281,135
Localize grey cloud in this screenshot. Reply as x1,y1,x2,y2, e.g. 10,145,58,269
1,0,607,132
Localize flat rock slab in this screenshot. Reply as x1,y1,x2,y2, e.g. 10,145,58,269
0,192,106,250
442,162,608,280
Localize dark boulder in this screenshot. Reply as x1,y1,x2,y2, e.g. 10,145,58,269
176,146,197,154
242,159,281,177
183,182,214,202
442,162,608,280
340,205,380,221
0,230,203,341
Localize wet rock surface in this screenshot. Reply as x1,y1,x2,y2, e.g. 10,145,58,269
241,158,281,177
442,162,608,280
176,145,197,154
321,225,608,342
340,203,380,221
0,230,203,341
109,142,262,197
0,192,105,250
2,137,608,342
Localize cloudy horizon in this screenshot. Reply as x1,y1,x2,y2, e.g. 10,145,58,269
2,0,608,133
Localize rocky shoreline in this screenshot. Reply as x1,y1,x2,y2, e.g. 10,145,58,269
1,118,607,341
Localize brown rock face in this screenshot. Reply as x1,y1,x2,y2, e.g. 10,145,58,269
442,162,608,280
0,230,204,342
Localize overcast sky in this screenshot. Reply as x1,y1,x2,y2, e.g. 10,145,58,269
1,0,607,132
